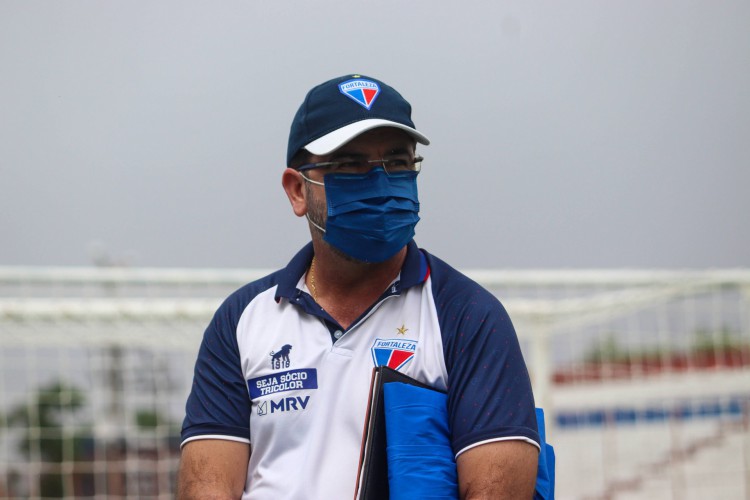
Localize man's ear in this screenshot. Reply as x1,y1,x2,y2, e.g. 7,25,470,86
281,168,307,217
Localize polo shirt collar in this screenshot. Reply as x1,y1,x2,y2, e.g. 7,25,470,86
274,240,429,302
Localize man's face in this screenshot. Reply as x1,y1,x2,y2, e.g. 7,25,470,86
304,127,418,233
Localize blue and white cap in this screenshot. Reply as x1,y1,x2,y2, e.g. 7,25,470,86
286,74,430,166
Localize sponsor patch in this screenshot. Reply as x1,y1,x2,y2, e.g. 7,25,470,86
339,79,380,109
257,396,310,416
248,368,317,399
371,338,417,370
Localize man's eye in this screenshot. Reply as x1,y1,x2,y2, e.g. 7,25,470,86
333,160,365,171
386,158,408,167
384,157,412,171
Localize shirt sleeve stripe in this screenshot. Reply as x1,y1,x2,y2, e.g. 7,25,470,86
180,434,251,449
454,435,541,459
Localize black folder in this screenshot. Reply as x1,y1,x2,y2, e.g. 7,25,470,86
353,366,445,500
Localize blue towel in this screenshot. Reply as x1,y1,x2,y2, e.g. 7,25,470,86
383,382,458,500
534,407,555,500
383,382,555,500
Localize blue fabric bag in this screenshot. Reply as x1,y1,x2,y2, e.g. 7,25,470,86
383,381,556,500
534,407,555,500
383,382,458,500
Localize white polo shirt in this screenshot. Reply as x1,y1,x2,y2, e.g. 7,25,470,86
181,241,539,499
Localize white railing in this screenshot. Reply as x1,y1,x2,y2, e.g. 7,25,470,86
1,266,749,499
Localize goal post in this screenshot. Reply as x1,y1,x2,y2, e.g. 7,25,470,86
1,267,748,499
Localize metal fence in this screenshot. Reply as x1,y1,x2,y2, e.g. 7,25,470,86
1,266,748,499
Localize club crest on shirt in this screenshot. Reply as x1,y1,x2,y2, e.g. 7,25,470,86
339,79,380,110
270,344,292,369
371,338,417,371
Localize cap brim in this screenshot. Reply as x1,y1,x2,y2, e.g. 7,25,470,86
304,119,430,156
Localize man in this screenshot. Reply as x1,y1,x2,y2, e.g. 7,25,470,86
178,74,540,499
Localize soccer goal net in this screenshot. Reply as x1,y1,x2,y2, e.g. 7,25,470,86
0,266,748,499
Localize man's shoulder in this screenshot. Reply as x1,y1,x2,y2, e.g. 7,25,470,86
421,249,500,306
421,250,468,281
214,268,286,319
217,243,314,314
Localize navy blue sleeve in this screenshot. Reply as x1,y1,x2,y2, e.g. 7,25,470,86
425,252,540,456
180,282,267,445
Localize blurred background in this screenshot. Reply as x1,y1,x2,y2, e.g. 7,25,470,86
1,1,748,498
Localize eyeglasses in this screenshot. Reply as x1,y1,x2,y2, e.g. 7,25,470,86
296,155,423,175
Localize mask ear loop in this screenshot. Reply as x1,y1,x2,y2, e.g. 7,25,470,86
298,171,327,233
306,214,326,234
298,170,324,186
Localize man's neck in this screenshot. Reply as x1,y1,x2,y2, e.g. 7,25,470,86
308,244,407,330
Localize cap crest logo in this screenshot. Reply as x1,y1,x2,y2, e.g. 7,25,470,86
338,79,380,110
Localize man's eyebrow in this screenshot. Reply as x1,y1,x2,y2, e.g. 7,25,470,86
329,151,367,160
385,147,414,156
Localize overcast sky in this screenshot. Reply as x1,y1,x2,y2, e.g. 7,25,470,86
2,1,748,270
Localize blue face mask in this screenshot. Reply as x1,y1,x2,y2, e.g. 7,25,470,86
305,167,420,263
